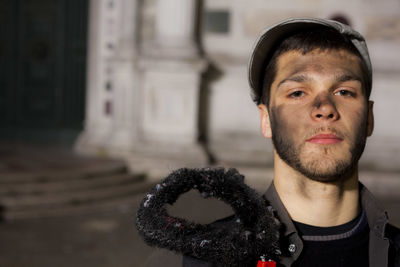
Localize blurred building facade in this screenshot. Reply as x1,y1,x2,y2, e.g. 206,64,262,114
75,0,400,177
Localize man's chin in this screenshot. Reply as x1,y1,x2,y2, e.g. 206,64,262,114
295,158,356,182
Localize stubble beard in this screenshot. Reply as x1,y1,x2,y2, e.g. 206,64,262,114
270,108,368,182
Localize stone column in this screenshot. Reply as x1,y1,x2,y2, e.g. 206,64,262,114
107,0,139,150
75,0,113,155
132,0,208,177
75,0,140,155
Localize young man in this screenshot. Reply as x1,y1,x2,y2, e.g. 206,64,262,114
183,18,400,266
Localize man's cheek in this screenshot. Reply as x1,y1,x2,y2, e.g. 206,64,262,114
271,104,307,135
339,104,368,136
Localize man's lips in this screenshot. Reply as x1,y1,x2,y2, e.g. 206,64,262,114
306,134,343,144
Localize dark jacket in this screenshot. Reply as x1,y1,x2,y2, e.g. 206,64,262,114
184,183,400,267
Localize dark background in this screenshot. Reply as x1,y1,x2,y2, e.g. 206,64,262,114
0,0,88,145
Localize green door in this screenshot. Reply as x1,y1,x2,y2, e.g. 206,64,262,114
0,0,88,144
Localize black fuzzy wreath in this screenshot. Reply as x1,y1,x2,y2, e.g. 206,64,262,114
136,168,281,266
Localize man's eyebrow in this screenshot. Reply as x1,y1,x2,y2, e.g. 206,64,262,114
277,74,310,88
334,74,362,84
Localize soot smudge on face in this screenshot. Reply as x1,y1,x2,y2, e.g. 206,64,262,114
269,104,303,172
313,95,322,109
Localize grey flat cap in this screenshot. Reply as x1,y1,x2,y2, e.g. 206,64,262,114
248,17,372,103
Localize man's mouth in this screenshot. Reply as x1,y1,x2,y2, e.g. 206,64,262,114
306,134,343,144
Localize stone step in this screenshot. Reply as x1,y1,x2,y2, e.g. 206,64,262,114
0,161,127,184
0,173,145,195
2,182,156,221
0,176,149,209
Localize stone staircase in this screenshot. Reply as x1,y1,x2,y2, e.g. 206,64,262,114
0,160,154,221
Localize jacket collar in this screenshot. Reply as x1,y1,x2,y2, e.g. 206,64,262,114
359,183,390,267
264,182,303,266
359,183,389,237
264,182,297,237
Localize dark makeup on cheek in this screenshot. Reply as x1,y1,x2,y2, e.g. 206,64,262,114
269,103,304,136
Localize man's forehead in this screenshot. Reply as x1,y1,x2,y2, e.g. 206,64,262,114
275,49,362,79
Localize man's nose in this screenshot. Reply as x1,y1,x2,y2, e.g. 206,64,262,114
310,95,339,121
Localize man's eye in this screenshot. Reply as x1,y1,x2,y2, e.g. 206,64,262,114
289,91,305,98
334,89,354,97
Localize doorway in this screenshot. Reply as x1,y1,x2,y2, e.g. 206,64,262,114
0,0,89,145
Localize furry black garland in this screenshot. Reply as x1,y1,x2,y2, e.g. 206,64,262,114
136,168,281,266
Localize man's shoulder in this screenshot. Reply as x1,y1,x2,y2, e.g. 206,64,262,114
386,223,400,247
387,223,400,237
386,223,400,266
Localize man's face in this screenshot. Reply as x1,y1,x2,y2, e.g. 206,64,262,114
259,49,374,182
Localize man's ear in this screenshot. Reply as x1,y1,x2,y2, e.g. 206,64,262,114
367,100,374,137
258,104,272,139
